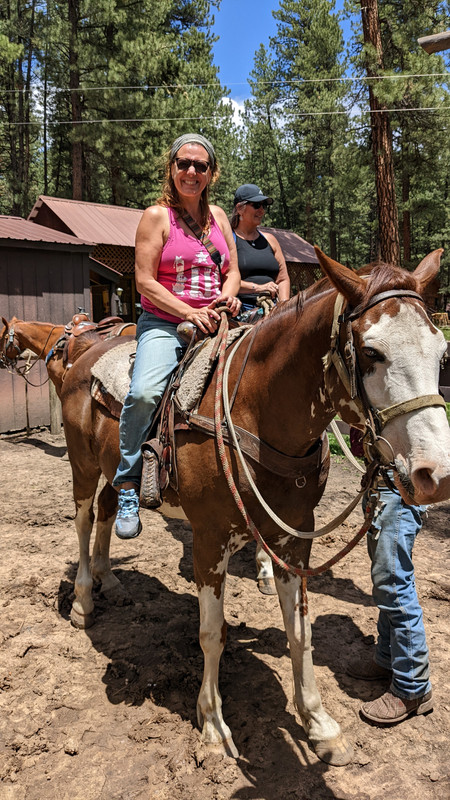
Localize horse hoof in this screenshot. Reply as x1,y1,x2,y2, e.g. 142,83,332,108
101,583,133,606
257,576,277,596
313,734,354,766
70,607,95,629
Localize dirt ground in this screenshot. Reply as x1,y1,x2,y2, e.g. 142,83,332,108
0,427,449,800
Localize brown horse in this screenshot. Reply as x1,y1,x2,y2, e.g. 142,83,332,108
4,249,450,767
0,316,136,397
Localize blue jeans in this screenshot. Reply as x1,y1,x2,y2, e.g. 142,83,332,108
113,312,185,488
365,482,431,699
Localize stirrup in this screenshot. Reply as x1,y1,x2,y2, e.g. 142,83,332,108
140,441,163,509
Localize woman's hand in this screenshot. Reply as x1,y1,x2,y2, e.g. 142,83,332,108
261,282,279,298
210,295,242,317
184,305,220,333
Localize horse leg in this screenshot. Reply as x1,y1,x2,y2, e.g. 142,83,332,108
255,542,277,595
275,573,353,766
70,489,97,630
91,481,132,606
195,542,239,758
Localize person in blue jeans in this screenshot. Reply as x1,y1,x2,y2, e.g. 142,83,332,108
347,430,433,724
113,133,241,539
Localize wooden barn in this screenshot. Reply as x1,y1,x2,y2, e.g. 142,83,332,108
0,216,119,433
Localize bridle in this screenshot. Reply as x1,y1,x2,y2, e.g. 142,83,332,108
322,288,446,465
0,323,58,386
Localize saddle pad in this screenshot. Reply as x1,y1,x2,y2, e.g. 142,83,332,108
175,327,246,413
90,340,136,405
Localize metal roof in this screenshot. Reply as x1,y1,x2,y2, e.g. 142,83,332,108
28,196,143,246
25,197,318,264
0,215,94,246
260,227,319,264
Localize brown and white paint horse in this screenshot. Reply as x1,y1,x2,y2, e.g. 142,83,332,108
3,250,450,767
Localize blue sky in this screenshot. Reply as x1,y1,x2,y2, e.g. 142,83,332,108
211,1,354,104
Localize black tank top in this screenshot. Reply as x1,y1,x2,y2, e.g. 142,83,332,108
235,233,279,289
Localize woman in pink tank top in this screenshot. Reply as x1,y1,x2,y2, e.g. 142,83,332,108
113,134,241,540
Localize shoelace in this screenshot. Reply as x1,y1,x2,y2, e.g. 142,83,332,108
117,490,139,517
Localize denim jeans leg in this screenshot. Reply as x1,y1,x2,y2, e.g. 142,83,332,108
366,484,431,699
113,312,184,488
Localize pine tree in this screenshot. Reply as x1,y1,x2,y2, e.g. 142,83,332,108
269,0,349,256
0,0,44,215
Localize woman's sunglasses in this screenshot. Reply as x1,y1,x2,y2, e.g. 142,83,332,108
174,157,210,174
247,200,272,210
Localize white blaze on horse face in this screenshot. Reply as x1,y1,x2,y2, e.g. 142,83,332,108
362,303,450,501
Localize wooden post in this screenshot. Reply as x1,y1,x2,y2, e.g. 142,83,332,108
49,381,62,434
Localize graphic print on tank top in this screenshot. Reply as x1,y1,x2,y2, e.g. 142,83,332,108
172,256,186,295
141,208,230,324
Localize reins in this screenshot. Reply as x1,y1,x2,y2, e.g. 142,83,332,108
213,311,381,580
211,281,445,581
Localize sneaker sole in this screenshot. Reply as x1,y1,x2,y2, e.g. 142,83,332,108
115,520,142,540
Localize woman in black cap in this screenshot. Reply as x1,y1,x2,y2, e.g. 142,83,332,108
231,183,290,313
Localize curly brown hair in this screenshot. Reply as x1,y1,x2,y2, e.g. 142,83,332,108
157,148,220,230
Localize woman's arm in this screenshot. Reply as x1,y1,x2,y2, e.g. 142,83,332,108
210,205,241,315
135,206,220,332
263,232,291,301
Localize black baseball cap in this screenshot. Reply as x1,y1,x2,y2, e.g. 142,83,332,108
233,184,273,206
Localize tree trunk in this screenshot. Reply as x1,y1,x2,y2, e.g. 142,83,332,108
402,160,411,264
68,0,83,200
360,0,401,266
266,105,291,228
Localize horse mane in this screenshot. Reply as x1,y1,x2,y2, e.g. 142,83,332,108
270,260,422,320
359,262,416,302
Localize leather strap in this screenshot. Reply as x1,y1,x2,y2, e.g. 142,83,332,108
181,212,222,269
176,412,328,480
375,393,446,428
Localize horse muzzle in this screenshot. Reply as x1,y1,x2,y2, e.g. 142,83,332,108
395,455,450,505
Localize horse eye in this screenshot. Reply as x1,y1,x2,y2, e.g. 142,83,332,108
362,346,383,361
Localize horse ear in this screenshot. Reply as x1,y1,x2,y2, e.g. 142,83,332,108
2,317,8,328
314,247,366,306
413,249,443,293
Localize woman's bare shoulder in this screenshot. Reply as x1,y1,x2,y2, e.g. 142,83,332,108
261,230,279,248
210,204,228,224
137,205,170,237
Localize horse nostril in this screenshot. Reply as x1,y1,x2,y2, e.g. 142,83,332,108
412,466,437,498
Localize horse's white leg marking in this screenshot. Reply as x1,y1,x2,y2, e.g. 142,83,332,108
72,495,95,620
275,574,341,745
255,542,274,580
197,580,239,758
91,513,121,593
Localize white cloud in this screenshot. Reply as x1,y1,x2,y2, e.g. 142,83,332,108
221,96,245,127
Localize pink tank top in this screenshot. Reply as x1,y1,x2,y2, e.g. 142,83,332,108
141,207,230,323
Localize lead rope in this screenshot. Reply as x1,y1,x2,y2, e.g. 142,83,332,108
213,312,379,595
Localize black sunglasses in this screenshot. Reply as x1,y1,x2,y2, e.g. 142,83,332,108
247,200,272,210
174,157,210,174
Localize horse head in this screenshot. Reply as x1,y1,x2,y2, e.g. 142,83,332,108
0,316,22,368
314,248,450,506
